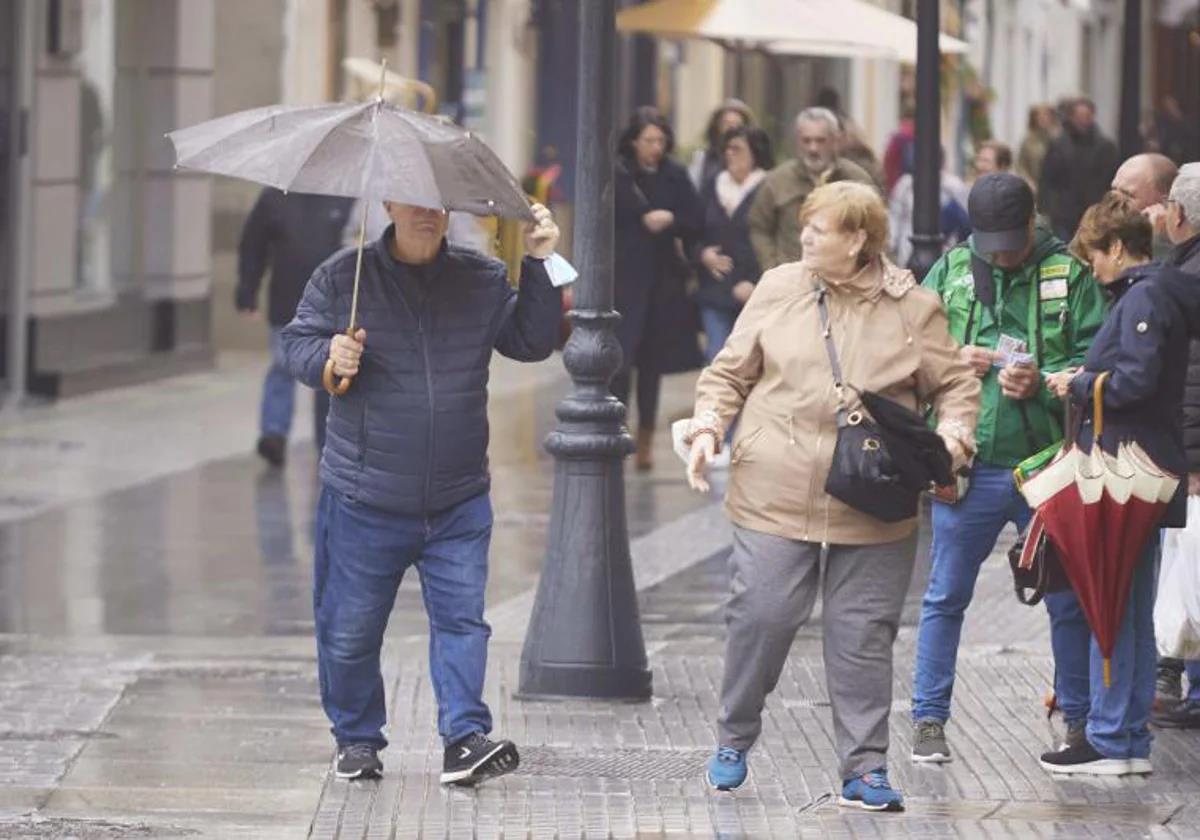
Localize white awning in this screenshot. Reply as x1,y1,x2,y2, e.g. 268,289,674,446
616,0,968,62
769,0,968,63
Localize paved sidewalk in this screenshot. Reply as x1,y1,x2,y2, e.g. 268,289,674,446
309,516,1200,839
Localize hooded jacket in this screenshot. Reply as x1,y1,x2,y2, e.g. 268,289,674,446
1070,261,1200,527
922,227,1107,467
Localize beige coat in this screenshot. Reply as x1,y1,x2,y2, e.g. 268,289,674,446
692,258,980,546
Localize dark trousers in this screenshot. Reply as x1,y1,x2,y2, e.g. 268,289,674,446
313,487,494,749
611,367,661,431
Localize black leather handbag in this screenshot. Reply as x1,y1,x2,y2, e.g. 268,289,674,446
1007,511,1072,606
816,290,916,525
815,286,942,523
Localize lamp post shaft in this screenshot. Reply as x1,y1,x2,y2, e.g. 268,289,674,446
517,0,651,701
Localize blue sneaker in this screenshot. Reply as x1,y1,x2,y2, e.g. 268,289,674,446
839,768,904,812
706,746,748,791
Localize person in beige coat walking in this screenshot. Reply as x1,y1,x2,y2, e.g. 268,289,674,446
683,182,980,811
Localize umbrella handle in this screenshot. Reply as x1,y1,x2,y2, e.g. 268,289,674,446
1094,371,1109,439
322,328,355,396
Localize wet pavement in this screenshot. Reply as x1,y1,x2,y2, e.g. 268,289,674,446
1,351,1199,838
0,351,708,838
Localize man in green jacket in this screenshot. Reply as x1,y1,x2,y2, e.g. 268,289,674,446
747,107,877,271
910,173,1106,763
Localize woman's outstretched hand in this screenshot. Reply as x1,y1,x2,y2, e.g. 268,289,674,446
687,433,716,492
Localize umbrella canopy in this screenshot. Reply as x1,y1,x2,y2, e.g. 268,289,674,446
167,100,534,222
1020,374,1180,683
616,0,967,61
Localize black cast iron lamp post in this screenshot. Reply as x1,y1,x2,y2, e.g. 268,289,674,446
518,0,652,700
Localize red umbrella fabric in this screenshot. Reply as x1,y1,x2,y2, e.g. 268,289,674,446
1019,373,1180,684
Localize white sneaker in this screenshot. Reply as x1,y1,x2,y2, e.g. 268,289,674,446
1126,757,1153,775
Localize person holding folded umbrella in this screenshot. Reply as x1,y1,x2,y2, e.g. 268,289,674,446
1037,191,1200,774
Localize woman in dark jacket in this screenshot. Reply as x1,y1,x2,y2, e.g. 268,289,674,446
1042,192,1200,775
693,127,773,365
614,107,704,471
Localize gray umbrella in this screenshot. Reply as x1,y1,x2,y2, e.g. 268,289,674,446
166,67,533,396
166,100,534,222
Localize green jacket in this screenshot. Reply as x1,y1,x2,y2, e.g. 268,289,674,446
923,228,1106,467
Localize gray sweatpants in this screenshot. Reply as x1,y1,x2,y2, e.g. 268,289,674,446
717,525,917,779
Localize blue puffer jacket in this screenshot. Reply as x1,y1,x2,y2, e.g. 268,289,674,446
282,227,561,516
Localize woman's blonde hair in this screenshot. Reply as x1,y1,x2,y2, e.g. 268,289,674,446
1070,190,1153,264
800,181,888,265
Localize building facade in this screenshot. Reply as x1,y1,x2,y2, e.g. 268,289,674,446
2,0,217,402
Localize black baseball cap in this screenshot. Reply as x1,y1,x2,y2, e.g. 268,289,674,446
968,172,1035,253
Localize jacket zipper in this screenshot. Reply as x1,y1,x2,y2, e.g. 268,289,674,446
417,306,435,519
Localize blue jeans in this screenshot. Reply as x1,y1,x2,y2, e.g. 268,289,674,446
700,306,738,365
912,463,1092,724
262,326,330,448
1190,661,1200,703
261,327,295,438
1087,537,1158,758
313,487,494,749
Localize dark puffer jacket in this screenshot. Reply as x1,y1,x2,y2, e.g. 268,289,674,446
1173,234,1200,471
281,228,561,515
1070,262,1200,527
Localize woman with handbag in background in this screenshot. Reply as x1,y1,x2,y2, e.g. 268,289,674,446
681,182,980,810
614,107,704,471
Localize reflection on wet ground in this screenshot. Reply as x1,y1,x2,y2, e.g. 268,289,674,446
0,359,708,836
0,371,706,639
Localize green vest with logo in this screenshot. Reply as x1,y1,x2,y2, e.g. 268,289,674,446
923,234,1106,468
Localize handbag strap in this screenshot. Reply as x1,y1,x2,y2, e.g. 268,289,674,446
815,285,850,424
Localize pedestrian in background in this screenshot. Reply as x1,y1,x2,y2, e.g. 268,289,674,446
688,99,754,194
911,172,1106,764
973,140,1013,180
693,126,772,365
614,107,704,472
1110,152,1178,254
888,148,971,268
816,86,886,191
683,181,979,811
1156,162,1200,729
748,107,877,272
281,201,563,784
1040,191,1200,774
237,187,353,466
1017,104,1059,189
1039,98,1120,240
882,104,916,195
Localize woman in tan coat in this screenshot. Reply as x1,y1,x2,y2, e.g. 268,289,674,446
683,182,980,811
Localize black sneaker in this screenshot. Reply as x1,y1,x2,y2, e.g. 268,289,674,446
1058,719,1087,751
440,732,519,786
1039,741,1130,776
1154,699,1200,729
335,743,382,780
256,434,286,467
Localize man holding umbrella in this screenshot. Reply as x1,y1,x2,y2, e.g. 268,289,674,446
281,200,562,782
